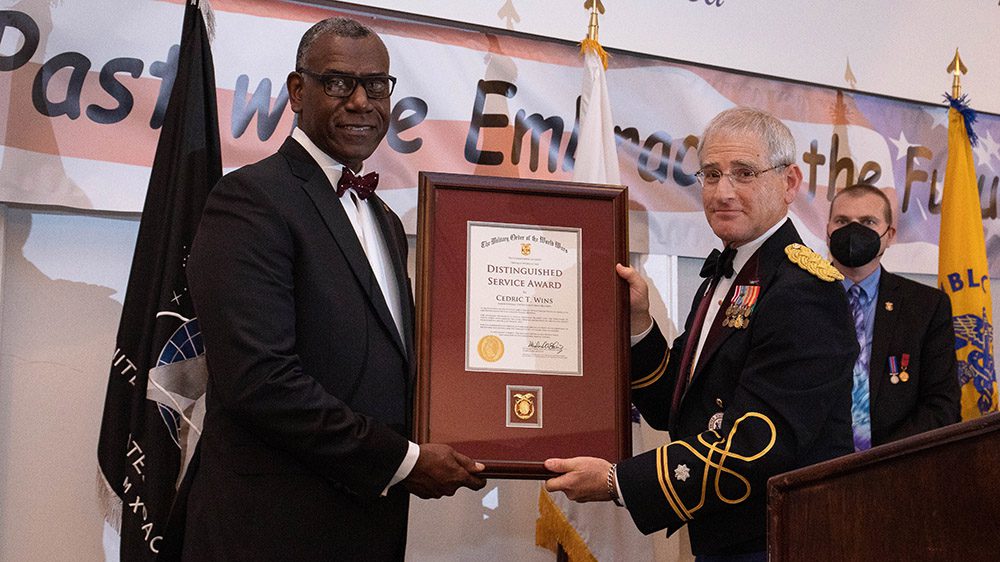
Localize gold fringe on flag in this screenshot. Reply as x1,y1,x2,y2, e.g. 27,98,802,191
580,37,609,70
535,488,598,562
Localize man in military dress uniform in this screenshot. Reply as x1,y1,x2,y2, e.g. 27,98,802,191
545,107,859,561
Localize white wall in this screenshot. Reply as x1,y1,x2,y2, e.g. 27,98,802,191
0,206,136,561
359,0,1000,114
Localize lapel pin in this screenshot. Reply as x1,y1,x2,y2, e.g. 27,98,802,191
674,464,691,482
708,412,724,431
885,302,894,311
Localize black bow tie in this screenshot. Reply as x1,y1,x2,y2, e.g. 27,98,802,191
700,247,737,279
336,168,379,199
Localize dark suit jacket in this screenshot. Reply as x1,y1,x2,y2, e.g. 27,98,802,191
619,220,858,556
868,269,960,445
182,138,415,561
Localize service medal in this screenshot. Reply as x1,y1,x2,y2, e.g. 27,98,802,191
513,393,535,420
725,285,760,330
888,356,900,385
725,289,745,326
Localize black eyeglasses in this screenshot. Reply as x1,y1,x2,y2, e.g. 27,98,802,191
297,69,396,99
694,164,789,186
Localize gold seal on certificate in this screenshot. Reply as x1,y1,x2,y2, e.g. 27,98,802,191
477,335,505,362
466,221,583,376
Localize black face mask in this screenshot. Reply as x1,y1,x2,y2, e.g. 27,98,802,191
829,222,887,268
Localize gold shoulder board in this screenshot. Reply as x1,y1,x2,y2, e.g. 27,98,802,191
784,243,844,282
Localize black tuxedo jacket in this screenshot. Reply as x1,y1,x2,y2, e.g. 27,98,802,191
182,138,414,561
868,269,960,445
620,220,858,556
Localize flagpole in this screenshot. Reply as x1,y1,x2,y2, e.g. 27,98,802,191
937,49,998,420
586,0,600,42
538,4,663,561
948,48,966,99
96,2,221,558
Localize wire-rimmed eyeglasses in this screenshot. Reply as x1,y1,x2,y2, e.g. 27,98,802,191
694,164,789,186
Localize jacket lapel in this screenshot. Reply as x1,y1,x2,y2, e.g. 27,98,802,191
369,193,415,363
280,139,408,359
869,268,898,405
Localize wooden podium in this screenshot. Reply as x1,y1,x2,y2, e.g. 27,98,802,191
768,413,1000,561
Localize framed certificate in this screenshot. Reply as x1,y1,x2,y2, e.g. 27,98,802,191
414,172,631,478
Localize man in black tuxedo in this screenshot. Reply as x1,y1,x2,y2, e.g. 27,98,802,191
826,183,960,450
183,17,484,561
545,107,858,561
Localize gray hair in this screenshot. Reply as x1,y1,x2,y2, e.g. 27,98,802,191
701,107,796,167
296,17,376,69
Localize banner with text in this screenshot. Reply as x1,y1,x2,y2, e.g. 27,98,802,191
2,0,1000,272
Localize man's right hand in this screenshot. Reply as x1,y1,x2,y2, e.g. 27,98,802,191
402,443,487,499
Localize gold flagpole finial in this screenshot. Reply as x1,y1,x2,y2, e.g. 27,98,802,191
584,0,605,42
947,48,968,98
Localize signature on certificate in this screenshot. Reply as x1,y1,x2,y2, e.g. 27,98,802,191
527,340,564,354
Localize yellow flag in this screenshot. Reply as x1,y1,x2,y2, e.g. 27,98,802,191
937,102,998,420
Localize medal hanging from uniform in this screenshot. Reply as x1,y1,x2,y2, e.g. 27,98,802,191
888,353,911,385
722,285,760,329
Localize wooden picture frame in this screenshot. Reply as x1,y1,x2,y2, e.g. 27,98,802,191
414,172,631,478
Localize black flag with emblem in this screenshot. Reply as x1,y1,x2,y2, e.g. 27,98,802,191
96,1,220,559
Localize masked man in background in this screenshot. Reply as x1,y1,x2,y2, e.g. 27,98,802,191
826,183,959,451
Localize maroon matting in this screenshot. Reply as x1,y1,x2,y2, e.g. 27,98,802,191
415,172,630,478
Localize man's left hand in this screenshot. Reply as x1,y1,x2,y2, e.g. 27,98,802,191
544,456,613,503
616,264,653,337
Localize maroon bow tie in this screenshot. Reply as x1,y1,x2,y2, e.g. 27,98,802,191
336,168,379,200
